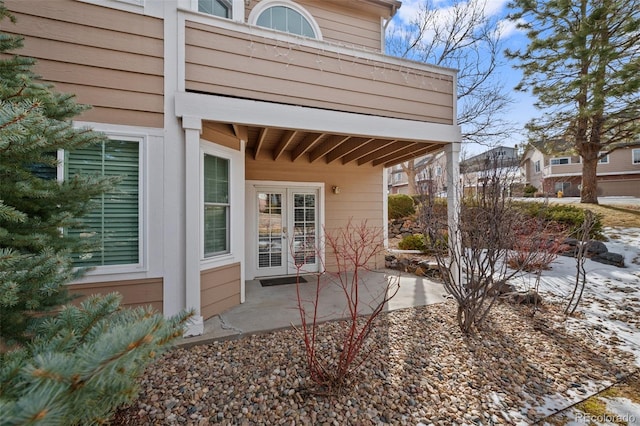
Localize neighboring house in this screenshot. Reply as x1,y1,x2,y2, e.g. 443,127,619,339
388,146,523,197
521,142,640,197
460,146,523,196
4,0,460,334
387,152,447,195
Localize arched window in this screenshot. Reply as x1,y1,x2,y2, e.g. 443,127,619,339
249,1,322,39
198,0,231,18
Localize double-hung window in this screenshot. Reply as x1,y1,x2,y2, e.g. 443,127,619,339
203,154,230,257
534,160,541,173
633,149,640,165
65,138,141,267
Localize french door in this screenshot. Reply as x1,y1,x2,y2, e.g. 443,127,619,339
255,187,319,277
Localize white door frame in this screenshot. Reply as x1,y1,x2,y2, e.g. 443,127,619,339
245,180,325,280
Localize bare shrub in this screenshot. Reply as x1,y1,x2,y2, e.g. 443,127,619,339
419,157,555,334
294,220,399,392
507,219,568,272
565,210,598,315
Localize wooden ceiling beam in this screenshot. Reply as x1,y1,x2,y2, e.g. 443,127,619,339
381,144,443,168
325,137,374,164
372,144,434,167
341,140,397,164
291,133,325,161
357,141,413,165
273,130,298,161
254,127,269,160
232,124,248,142
308,134,351,163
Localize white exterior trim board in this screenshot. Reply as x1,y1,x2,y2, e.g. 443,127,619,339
175,92,461,143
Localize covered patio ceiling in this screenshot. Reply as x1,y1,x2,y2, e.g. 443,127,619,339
201,120,447,168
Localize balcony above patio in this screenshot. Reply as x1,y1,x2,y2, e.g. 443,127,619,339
178,10,459,167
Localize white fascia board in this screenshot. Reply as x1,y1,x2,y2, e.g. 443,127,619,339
175,92,461,143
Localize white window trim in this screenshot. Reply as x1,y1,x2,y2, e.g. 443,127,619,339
76,0,164,18
200,142,236,270
633,148,640,165
62,133,147,276
598,153,609,164
188,0,244,21
534,160,541,173
550,157,571,165
248,0,323,40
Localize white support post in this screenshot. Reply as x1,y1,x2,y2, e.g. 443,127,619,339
446,142,461,289
183,116,204,337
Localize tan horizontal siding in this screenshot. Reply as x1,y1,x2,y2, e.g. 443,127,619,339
81,107,164,129
69,278,164,313
246,157,384,230
185,22,454,124
599,148,640,173
4,0,164,128
201,263,241,319
297,0,382,50
33,59,164,95
247,157,385,272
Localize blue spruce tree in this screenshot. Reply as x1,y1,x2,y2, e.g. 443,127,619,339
0,5,190,424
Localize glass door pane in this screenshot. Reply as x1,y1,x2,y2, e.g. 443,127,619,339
291,192,317,268
257,192,284,269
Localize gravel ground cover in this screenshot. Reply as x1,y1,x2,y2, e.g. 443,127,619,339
112,301,636,425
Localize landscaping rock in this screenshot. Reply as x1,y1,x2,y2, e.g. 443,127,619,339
585,240,608,257
591,252,625,267
508,291,544,305
112,302,637,426
560,238,579,257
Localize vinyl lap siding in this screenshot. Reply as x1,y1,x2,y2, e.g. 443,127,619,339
245,158,384,230
294,1,382,50
4,0,164,128
70,278,164,313
184,22,454,124
201,263,242,319
246,157,385,271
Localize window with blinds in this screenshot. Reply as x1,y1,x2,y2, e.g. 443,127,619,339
66,140,140,267
203,154,229,257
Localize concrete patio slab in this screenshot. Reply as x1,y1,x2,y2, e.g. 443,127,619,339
180,269,447,346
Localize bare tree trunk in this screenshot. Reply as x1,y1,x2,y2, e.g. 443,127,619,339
401,160,418,195
580,153,599,204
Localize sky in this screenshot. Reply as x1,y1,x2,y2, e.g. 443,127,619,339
388,0,541,155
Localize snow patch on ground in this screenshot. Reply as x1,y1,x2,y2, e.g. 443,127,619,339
514,227,640,368
511,227,640,424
